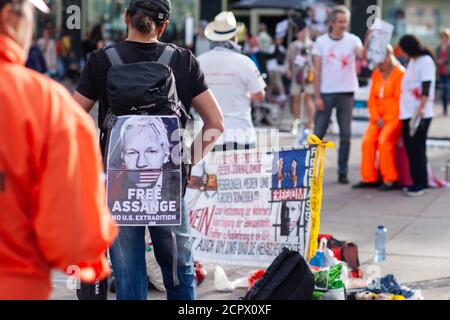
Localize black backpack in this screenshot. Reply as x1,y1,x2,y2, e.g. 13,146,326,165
243,248,314,300
102,43,189,125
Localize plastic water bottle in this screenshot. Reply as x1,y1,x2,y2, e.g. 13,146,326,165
297,129,310,146
374,226,387,262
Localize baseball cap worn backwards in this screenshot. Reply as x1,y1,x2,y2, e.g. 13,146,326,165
128,0,171,21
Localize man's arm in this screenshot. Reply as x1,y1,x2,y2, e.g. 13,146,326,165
313,55,324,111
73,53,99,113
247,57,267,104
191,89,225,165
251,91,265,103
367,73,382,126
356,34,366,60
73,91,96,113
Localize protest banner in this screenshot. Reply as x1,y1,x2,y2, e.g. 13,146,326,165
186,135,333,266
106,115,182,226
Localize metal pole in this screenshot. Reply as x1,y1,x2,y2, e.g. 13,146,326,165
56,0,63,38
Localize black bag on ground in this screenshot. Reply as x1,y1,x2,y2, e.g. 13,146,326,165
243,248,314,300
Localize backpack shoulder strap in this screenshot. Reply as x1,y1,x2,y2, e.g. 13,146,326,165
157,44,175,66
104,45,124,66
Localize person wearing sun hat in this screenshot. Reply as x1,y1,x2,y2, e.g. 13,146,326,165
198,11,267,151
0,0,118,299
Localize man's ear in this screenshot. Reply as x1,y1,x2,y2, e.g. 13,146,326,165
157,20,169,40
124,9,130,26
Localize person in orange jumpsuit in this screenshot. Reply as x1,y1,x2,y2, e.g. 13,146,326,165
353,46,405,190
0,0,117,299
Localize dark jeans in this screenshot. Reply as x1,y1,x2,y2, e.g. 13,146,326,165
109,202,195,300
440,75,450,114
402,118,432,189
314,93,354,175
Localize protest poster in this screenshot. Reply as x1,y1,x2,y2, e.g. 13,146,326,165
106,115,182,226
367,19,395,69
185,146,318,267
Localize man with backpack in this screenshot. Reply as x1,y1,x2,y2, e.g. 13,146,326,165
74,0,224,300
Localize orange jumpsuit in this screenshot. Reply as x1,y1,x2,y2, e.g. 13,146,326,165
0,35,117,299
361,65,404,183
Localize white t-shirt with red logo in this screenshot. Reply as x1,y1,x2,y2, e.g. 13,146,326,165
312,32,363,93
400,55,436,120
198,47,266,145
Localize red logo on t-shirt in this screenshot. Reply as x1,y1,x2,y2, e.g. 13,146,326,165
340,54,351,68
326,48,351,70
411,87,422,100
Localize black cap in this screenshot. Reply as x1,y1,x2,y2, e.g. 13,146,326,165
128,0,171,21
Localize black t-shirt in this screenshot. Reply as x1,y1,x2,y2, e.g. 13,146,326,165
76,40,208,138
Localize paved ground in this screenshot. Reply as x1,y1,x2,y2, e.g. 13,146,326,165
51,85,450,300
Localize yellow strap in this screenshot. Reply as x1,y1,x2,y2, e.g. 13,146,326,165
306,134,334,261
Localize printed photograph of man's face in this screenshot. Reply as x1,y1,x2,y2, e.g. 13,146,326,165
107,115,181,173
280,201,302,238
121,122,169,171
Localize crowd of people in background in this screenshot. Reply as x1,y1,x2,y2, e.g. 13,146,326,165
25,4,447,196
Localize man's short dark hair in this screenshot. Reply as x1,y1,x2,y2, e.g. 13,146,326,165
127,2,165,35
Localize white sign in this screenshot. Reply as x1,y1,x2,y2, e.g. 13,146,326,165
186,147,317,266
367,19,395,69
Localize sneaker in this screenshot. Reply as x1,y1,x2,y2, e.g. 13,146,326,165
404,186,425,197
352,181,380,189
378,182,398,191
291,119,301,135
338,174,349,184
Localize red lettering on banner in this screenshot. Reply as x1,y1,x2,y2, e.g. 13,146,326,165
189,206,215,236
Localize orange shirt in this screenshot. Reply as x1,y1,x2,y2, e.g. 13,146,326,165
367,65,405,123
0,35,117,299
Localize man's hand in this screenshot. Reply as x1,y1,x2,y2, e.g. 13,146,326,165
418,104,425,117
418,97,427,117
285,69,292,80
377,118,384,129
315,96,325,112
